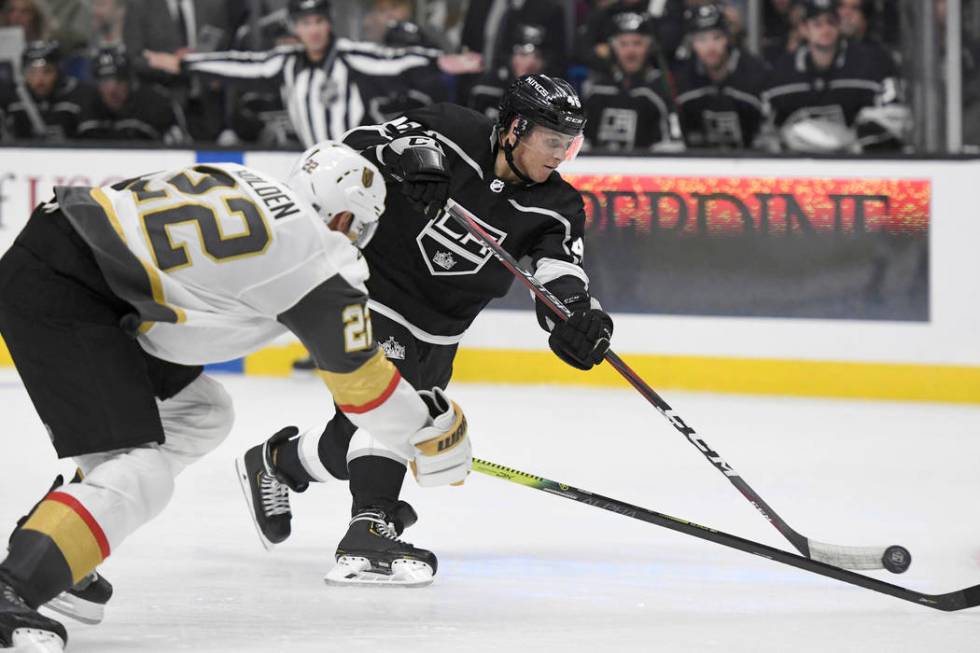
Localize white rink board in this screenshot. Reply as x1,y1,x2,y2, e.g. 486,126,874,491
1,148,977,367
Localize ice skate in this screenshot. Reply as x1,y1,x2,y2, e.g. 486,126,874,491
0,580,66,652
324,504,435,588
42,572,113,626
236,427,309,550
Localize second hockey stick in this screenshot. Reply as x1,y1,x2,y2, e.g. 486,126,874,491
443,201,910,573
472,458,978,611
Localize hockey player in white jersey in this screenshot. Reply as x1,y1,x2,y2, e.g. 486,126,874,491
0,143,470,651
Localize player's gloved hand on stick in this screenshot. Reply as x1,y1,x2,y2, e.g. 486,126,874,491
390,136,451,217
409,387,471,487
549,308,613,371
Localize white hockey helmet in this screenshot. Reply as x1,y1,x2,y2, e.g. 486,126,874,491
286,141,386,247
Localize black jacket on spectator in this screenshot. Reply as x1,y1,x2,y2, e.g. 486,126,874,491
762,40,898,130
77,84,185,142
0,77,97,141
582,67,677,151
674,48,770,149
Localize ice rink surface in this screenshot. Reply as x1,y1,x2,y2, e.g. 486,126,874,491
1,368,979,652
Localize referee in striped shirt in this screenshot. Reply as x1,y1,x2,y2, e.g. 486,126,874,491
144,0,481,147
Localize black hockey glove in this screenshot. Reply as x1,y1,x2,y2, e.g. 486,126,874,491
548,309,613,371
395,142,450,217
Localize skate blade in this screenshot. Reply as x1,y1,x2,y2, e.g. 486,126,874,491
324,556,434,588
234,456,277,552
41,592,104,625
9,628,65,653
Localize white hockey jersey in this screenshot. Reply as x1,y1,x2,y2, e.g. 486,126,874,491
54,162,431,459
57,162,364,365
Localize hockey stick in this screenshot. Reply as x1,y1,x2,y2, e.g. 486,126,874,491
444,201,909,573
472,458,978,611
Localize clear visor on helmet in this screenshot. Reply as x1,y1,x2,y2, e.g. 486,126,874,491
348,217,379,249
523,124,585,163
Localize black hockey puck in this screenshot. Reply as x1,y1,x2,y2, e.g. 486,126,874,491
882,545,912,574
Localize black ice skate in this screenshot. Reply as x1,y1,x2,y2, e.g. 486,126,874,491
324,503,435,587
0,579,67,652
43,571,113,626
235,427,308,550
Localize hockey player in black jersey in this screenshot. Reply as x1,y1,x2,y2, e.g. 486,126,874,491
760,0,907,152
467,23,548,122
581,10,681,152
673,4,770,150
0,41,97,141
237,74,613,586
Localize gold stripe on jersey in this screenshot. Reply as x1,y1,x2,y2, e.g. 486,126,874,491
318,349,401,413
89,188,187,331
90,187,128,243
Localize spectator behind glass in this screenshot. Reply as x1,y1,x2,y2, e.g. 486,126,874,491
673,4,769,149
0,40,97,140
362,0,412,44
45,0,92,54
761,0,908,153
2,0,52,42
78,44,188,143
124,0,234,141
91,0,126,47
468,23,547,121
582,10,681,152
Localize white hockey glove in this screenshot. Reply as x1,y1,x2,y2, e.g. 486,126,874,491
409,388,471,487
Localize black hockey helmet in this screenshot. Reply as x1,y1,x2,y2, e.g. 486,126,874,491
496,74,585,184
801,0,840,20
22,40,62,68
92,45,131,80
684,4,729,35
497,74,585,138
509,23,547,55
288,0,331,20
606,10,655,39
383,20,436,49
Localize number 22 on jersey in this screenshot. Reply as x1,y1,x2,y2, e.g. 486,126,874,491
126,166,271,271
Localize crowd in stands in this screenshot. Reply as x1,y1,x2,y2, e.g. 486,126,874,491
0,0,952,154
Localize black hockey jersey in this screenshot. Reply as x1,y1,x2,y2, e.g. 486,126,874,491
467,68,511,122
762,40,898,129
673,48,770,149
343,103,591,342
77,84,185,143
582,67,678,151
0,77,97,141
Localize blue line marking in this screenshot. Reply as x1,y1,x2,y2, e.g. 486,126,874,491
195,150,245,164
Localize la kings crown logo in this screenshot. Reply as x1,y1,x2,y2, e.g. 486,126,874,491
416,205,507,276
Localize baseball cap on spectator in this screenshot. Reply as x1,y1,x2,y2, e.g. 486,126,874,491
801,0,839,20
684,4,730,34
92,45,130,80
22,40,61,68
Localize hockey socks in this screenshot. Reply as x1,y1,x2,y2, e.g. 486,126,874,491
1,492,108,609
349,456,407,515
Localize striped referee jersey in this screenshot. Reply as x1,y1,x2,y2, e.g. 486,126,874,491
182,38,441,147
